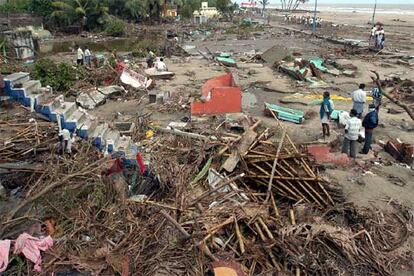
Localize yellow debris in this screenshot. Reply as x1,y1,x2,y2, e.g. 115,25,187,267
146,130,154,139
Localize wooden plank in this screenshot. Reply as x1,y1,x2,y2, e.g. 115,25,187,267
222,129,257,173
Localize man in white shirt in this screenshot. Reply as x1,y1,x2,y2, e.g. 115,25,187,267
156,58,167,72
341,109,362,158
351,83,367,118
59,129,74,154
76,45,84,66
84,46,92,67
370,25,377,46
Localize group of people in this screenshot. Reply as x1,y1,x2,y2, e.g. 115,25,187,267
75,45,93,67
284,14,323,28
320,83,382,159
146,49,168,72
370,24,385,49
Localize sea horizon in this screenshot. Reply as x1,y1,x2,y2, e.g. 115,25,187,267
264,2,414,15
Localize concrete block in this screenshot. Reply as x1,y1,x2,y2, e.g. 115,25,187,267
191,73,242,116
64,109,86,131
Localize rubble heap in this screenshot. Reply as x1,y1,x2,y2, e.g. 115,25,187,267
1,109,413,275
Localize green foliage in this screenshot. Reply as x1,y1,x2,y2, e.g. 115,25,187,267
0,0,31,12
180,0,201,19
213,0,237,18
1,0,232,30
104,16,125,37
32,59,81,92
124,0,147,20
28,0,53,17
180,3,193,19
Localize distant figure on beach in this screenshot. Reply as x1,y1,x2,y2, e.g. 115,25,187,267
351,84,367,118
76,45,84,66
370,25,377,46
375,26,385,49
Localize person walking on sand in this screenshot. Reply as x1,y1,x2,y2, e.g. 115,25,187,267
84,46,92,67
342,109,362,159
352,83,367,118
320,91,334,139
360,104,379,154
76,45,84,66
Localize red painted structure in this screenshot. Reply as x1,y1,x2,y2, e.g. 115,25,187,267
191,73,242,116
307,145,350,166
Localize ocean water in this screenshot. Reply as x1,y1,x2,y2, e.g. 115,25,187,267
267,3,414,15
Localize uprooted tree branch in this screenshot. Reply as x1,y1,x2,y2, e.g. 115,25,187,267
371,70,414,121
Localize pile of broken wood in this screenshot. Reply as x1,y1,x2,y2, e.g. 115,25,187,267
0,112,413,275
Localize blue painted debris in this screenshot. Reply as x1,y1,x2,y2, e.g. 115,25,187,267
3,72,136,159
264,103,305,124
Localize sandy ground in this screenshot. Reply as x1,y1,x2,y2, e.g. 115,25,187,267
41,10,414,215
283,11,414,53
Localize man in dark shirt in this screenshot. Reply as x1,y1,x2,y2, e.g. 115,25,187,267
361,104,379,154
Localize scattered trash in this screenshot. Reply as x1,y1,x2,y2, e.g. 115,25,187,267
0,233,53,273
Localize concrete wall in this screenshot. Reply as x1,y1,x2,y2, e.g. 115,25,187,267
0,13,43,31
6,30,35,59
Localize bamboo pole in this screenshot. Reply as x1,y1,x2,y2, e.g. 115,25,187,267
266,128,287,202
234,218,245,254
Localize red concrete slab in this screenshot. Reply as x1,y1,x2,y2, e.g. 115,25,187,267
307,145,350,166
191,73,242,116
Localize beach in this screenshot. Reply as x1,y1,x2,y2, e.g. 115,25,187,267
278,3,414,53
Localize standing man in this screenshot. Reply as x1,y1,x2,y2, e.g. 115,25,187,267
320,91,334,139
360,104,379,154
371,87,382,111
370,25,378,47
146,48,155,68
352,83,367,118
342,109,362,159
376,26,385,49
76,45,84,66
84,46,92,67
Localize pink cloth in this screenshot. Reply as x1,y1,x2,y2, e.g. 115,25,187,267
0,240,11,272
13,233,53,272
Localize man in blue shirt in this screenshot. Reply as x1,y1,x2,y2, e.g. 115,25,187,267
361,104,379,154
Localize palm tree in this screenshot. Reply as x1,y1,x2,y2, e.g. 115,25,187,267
51,0,89,30
50,0,108,30
259,0,269,16
124,0,147,20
